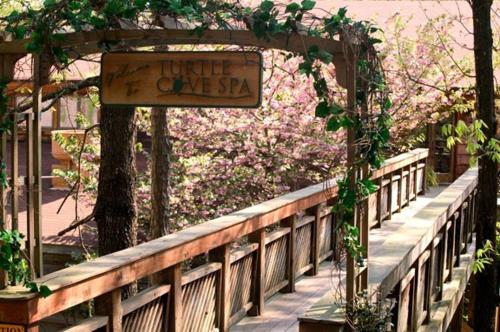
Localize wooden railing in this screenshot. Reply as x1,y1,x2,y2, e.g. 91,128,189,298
374,168,478,332
0,149,428,332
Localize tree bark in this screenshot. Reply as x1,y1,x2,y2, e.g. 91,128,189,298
95,105,138,257
471,1,498,331
150,107,170,239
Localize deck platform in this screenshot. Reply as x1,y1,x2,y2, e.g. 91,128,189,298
232,186,445,332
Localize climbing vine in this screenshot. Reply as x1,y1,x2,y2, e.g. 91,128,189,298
1,0,391,276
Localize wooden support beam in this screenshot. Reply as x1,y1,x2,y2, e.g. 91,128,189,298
95,288,122,332
280,214,297,293
165,263,182,332
248,229,265,316
31,54,50,277
209,244,231,332
11,112,18,231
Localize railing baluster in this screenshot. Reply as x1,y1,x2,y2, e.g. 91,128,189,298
397,168,403,213
387,174,393,220
95,288,122,332
306,205,321,276
280,214,297,293
209,244,231,331
376,177,383,227
453,211,462,267
248,229,265,316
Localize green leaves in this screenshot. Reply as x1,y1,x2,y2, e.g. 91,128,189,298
27,282,53,298
301,0,316,11
285,3,301,14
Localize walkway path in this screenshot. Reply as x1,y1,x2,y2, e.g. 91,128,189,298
232,186,445,332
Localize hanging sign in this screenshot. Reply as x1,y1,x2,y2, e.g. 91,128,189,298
0,324,25,332
100,51,262,108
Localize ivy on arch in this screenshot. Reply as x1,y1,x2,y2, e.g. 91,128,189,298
0,0,392,278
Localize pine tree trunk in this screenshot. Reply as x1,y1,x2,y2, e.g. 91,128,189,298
471,1,498,331
95,106,138,257
150,107,170,239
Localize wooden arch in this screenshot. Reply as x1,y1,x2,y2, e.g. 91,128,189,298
0,27,360,302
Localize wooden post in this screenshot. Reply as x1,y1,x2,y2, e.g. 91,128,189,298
209,244,231,332
280,214,297,293
344,48,358,303
405,165,411,206
26,111,35,272
376,177,383,227
421,158,427,195
11,113,19,231
0,54,18,289
426,123,436,173
387,174,393,220
32,54,49,277
248,228,265,316
397,168,403,213
412,163,418,201
166,263,183,332
306,205,321,276
95,288,122,332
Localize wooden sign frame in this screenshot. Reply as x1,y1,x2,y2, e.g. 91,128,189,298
100,51,263,108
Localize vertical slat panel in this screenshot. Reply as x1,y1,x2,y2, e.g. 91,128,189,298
264,233,288,297
430,234,444,302
295,222,312,276
414,250,431,329
319,215,333,259
397,268,415,332
181,267,219,332
229,253,254,318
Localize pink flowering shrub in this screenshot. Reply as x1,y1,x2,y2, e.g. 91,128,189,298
55,14,487,236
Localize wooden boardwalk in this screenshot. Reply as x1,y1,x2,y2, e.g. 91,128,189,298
232,186,445,332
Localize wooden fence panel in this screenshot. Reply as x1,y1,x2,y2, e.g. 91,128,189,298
229,246,256,324
295,220,313,277
181,263,220,332
264,231,288,298
319,215,333,260
121,284,171,332
123,296,166,332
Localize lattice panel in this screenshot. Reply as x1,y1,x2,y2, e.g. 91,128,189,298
230,253,255,317
181,270,218,332
265,234,288,294
123,297,165,332
295,223,312,274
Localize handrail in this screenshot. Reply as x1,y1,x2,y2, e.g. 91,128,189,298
0,148,428,326
368,167,478,298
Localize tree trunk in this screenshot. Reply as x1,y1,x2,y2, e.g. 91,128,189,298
95,106,138,256
471,1,498,331
150,107,170,239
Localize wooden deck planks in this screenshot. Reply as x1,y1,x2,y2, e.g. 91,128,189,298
232,261,342,332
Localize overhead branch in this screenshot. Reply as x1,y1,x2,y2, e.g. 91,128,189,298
57,211,95,236
9,76,99,114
